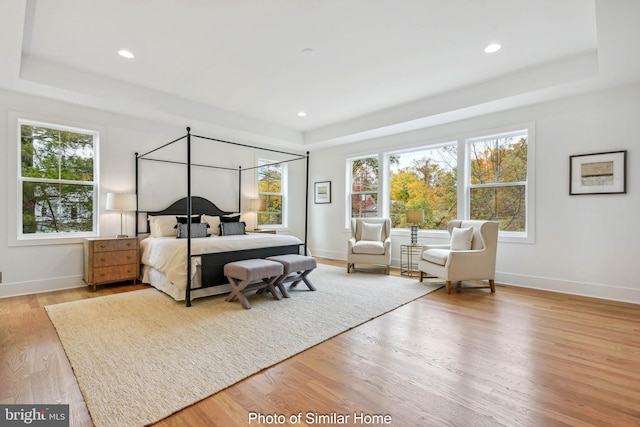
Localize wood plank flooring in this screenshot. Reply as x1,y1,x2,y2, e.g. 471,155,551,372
1,260,639,426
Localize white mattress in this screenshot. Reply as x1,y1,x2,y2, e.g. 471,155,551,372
140,233,302,300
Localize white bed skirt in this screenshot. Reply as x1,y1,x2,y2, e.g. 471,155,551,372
141,265,232,301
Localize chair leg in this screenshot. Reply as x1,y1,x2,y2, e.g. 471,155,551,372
347,262,352,273
385,265,390,275
446,281,452,294
419,271,424,282
489,279,495,293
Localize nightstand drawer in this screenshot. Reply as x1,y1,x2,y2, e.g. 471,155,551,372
93,239,138,252
92,250,138,267
92,264,139,283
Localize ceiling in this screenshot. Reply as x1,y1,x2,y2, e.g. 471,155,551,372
2,0,640,149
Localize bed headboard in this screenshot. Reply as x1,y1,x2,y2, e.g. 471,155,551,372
143,196,235,233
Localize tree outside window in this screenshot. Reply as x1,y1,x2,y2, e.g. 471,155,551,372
467,131,528,232
257,159,285,227
19,122,97,236
389,145,457,230
349,156,379,218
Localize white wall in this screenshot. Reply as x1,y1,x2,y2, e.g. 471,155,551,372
0,88,308,297
308,83,640,304
2,82,639,304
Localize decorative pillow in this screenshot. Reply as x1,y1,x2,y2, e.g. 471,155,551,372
174,215,201,228
176,223,210,238
201,214,221,235
221,214,241,223
450,227,473,250
361,222,383,242
220,221,246,236
148,215,178,237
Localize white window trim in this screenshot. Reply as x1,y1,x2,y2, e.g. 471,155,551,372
344,123,535,244
8,111,102,247
256,156,288,229
463,124,535,244
345,153,381,229
385,141,458,235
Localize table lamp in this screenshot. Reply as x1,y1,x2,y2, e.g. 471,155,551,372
406,209,424,245
249,198,267,231
106,193,137,238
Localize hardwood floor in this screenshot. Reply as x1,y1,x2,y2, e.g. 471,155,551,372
1,260,639,426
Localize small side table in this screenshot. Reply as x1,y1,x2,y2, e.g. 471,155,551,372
400,244,423,278
83,237,140,291
248,229,276,234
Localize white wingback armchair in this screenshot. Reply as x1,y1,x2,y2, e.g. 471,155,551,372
347,218,392,274
418,220,499,294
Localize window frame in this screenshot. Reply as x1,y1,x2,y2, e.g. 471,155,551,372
345,154,381,227
344,123,535,244
386,141,458,231
256,156,288,229
8,112,101,246
464,126,534,243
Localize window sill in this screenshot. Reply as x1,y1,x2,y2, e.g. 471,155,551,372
10,233,99,247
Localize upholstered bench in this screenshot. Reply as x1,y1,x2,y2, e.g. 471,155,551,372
223,259,284,309
266,254,317,298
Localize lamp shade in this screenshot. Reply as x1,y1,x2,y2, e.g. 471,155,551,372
406,209,424,224
249,198,266,211
106,193,137,211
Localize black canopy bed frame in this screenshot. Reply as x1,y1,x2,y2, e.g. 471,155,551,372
135,127,309,306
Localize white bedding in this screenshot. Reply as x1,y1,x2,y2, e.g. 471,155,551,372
140,233,302,300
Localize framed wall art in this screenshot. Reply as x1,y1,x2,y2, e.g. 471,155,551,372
314,181,331,204
569,150,627,195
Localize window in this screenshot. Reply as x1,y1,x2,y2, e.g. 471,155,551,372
466,130,528,233
344,124,533,241
257,158,286,227
349,155,379,218
18,120,98,239
389,144,457,230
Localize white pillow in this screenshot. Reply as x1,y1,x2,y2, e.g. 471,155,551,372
450,227,473,250
201,214,221,236
148,215,178,237
361,222,383,242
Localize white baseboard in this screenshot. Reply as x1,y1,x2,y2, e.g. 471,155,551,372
496,272,640,304
311,249,347,262
311,249,404,268
2,261,636,306
310,248,639,305
0,275,86,299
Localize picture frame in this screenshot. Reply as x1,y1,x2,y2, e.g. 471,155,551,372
314,181,331,204
569,150,627,195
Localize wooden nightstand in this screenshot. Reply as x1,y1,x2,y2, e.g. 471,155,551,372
83,237,140,291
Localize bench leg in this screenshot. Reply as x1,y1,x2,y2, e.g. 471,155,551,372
273,276,291,298
225,277,253,309
289,269,316,291
263,276,282,300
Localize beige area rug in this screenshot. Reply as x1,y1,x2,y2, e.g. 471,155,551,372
46,264,442,427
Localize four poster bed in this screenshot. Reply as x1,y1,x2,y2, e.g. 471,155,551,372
135,128,309,306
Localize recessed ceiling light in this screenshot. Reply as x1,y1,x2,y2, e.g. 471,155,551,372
297,111,307,117
118,49,135,59
484,43,501,54
301,48,314,56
